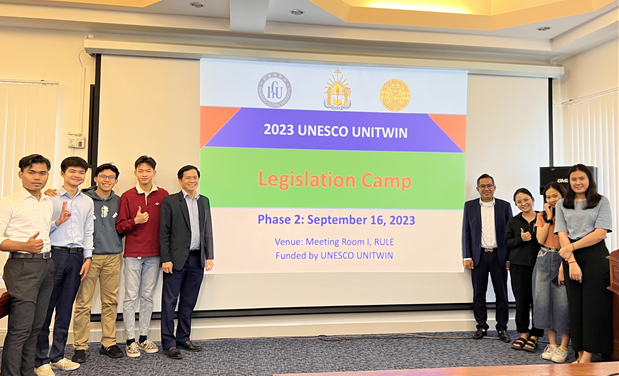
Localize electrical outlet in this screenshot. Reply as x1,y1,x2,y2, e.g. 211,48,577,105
68,135,86,149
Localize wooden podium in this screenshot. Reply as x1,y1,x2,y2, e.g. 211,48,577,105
608,249,619,360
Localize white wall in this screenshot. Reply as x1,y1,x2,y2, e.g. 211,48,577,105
557,38,619,103
0,26,96,187
553,38,619,165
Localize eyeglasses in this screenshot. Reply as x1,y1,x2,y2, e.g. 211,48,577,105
478,184,495,189
98,174,116,181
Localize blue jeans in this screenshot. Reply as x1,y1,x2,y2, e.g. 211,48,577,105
532,246,569,334
123,256,160,340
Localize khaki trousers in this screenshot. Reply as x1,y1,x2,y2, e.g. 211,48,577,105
72,253,122,349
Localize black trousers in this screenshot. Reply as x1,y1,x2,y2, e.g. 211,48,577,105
35,249,83,366
564,240,613,354
471,250,509,331
510,264,544,337
1,257,54,376
160,251,204,350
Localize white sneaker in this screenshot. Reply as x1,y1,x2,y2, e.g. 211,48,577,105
34,364,55,376
50,358,80,371
126,341,141,358
541,344,557,360
139,339,159,354
551,346,568,363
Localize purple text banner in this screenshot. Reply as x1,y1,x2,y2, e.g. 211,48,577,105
204,107,464,153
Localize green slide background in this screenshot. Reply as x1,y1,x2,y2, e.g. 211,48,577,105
200,147,465,209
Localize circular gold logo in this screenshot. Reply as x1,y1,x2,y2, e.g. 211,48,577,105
380,79,410,112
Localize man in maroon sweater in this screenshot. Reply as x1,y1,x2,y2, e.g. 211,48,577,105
116,155,168,358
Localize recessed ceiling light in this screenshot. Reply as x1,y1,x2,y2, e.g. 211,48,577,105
190,2,204,8
537,26,551,31
290,9,304,15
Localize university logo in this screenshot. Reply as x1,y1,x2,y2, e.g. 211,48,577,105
380,79,410,112
258,72,292,108
324,68,351,110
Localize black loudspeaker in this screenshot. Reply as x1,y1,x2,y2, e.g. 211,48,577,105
539,166,598,195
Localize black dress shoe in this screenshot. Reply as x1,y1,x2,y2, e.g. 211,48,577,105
164,347,183,359
72,350,86,363
498,330,511,343
177,341,202,352
472,328,487,339
100,345,124,358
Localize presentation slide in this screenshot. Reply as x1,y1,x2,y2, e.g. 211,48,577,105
200,59,467,274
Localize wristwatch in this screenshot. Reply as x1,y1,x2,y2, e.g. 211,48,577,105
85,256,93,261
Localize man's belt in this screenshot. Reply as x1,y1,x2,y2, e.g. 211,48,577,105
482,248,496,253
51,246,83,253
10,252,52,259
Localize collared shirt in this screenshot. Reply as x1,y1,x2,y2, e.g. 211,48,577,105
136,183,159,206
0,188,54,254
49,186,95,258
480,198,497,249
182,189,201,250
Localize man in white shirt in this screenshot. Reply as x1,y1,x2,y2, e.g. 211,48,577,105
462,174,513,342
0,154,56,376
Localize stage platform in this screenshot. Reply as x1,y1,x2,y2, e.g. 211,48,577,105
276,361,619,376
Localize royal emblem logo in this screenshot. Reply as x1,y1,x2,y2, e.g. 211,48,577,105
324,68,351,110
380,79,410,112
258,72,292,108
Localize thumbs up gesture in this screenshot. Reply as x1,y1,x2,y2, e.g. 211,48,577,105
521,228,532,242
25,232,44,253
55,201,71,226
135,206,149,224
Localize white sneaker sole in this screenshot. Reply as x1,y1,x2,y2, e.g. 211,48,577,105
126,351,141,358
34,370,55,376
51,364,80,371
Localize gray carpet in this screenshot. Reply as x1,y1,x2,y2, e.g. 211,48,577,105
1,331,600,376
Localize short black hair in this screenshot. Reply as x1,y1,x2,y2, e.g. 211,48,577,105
19,154,51,171
134,155,156,170
95,163,120,179
177,165,200,179
513,187,533,202
477,173,495,186
60,156,89,172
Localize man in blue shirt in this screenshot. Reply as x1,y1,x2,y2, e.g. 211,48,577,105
35,157,94,375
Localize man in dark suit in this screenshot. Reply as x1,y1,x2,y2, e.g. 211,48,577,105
462,173,512,342
159,165,214,359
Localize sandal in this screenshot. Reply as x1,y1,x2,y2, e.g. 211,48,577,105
511,337,527,350
523,338,539,353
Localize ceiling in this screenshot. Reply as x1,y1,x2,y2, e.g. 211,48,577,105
0,0,617,64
